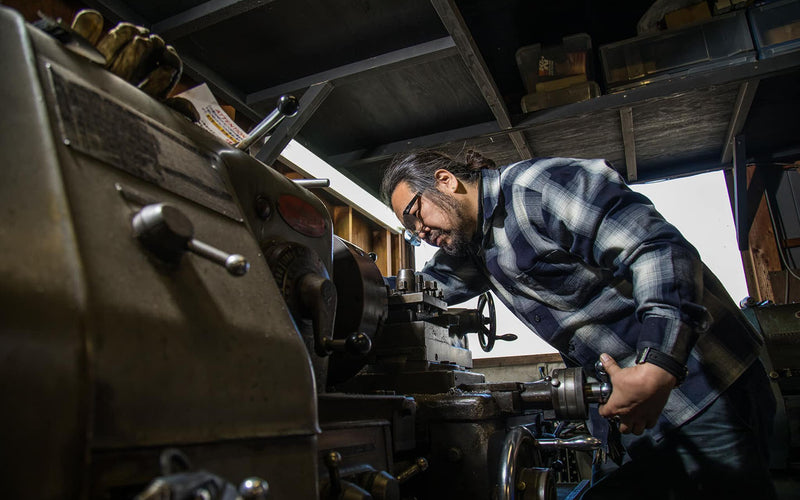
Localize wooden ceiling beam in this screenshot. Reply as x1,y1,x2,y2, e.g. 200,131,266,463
429,0,532,159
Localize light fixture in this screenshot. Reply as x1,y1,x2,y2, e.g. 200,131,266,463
279,140,403,233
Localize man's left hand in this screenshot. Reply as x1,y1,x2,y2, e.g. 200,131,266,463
598,352,676,435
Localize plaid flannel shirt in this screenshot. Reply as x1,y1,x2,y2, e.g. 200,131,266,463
420,158,763,436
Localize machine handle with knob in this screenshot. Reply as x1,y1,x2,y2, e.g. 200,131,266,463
324,332,372,356
132,203,249,276
535,435,602,452
236,95,299,151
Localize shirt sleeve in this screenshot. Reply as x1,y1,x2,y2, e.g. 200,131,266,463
516,159,710,364
419,249,491,305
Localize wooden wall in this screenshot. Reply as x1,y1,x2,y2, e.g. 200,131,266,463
737,165,800,304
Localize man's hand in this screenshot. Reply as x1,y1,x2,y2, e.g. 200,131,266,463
598,352,676,435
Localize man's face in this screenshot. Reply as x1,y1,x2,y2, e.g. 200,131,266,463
390,181,475,256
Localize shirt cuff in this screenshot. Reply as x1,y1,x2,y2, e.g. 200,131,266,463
637,315,699,365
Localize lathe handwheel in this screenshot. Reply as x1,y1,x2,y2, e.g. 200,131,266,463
477,292,497,352
496,426,555,500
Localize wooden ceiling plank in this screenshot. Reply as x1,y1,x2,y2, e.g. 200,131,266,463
328,120,502,168
247,37,457,105
153,0,278,40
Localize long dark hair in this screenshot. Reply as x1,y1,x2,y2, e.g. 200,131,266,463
380,149,496,203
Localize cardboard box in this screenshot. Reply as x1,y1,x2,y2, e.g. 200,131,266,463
665,2,712,30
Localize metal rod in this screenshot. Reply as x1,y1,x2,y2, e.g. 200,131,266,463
292,178,330,188
236,95,298,151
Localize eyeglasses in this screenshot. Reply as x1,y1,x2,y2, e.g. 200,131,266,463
402,192,423,247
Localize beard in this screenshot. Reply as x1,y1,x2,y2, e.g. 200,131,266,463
426,193,476,256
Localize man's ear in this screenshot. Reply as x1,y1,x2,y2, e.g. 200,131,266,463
434,169,458,193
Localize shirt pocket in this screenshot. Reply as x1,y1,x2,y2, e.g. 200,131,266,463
514,251,606,311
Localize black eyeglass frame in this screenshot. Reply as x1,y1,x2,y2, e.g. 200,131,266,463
402,191,424,231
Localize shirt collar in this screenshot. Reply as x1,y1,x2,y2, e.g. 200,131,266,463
480,168,501,237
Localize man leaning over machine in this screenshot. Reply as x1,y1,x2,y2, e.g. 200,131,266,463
381,150,776,499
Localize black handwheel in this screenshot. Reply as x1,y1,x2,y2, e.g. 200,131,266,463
477,292,497,352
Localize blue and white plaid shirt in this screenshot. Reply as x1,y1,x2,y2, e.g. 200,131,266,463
420,158,763,436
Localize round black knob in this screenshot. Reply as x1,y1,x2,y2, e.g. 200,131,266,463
345,332,372,355
277,95,299,116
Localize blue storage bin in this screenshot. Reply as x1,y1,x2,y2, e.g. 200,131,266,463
748,0,800,59
600,10,755,91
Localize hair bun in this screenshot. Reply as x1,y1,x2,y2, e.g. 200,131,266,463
464,149,496,170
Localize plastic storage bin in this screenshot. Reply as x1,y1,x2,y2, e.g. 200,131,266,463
520,81,601,113
748,0,800,59
600,10,755,91
516,34,593,94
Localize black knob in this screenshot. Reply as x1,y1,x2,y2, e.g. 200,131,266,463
277,95,299,116
345,332,372,355
324,332,372,355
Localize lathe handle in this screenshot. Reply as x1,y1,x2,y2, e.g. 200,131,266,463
132,203,249,276
299,273,337,357
236,94,299,151
536,436,602,452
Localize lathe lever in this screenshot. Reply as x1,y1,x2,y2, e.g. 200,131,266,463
132,203,249,276
236,94,299,151
535,435,602,452
299,273,338,357
324,332,372,356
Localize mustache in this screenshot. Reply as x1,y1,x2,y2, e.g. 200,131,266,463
424,229,448,243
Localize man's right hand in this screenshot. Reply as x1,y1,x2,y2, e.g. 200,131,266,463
597,353,676,435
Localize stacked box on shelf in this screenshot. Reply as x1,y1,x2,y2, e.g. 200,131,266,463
520,82,601,113
748,0,800,59
516,33,601,113
600,10,755,92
